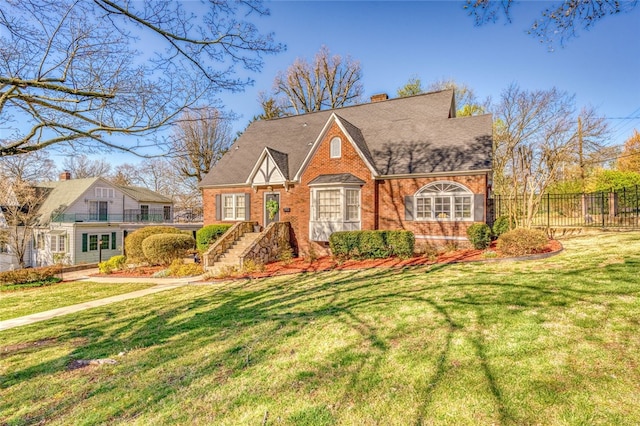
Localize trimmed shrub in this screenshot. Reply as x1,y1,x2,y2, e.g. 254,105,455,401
125,226,184,264
196,224,232,252
467,223,492,249
167,259,204,277
0,265,61,286
329,231,361,259
329,230,415,260
492,216,516,238
142,233,196,266
386,230,415,258
359,231,391,259
497,228,549,256
98,255,127,274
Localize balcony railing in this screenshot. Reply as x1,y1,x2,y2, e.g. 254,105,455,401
52,209,173,224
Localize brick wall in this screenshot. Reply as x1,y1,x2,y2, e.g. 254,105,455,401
378,174,489,248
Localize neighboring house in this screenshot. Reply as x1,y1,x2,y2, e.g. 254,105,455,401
199,90,493,256
0,172,199,270
0,186,26,271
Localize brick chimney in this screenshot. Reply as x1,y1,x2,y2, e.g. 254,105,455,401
370,93,389,103
59,170,72,181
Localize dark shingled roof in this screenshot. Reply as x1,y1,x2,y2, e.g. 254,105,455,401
308,173,366,186
200,90,492,187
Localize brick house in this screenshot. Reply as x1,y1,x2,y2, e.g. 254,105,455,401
199,90,493,256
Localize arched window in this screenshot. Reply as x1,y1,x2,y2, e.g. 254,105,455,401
415,181,473,221
330,137,341,158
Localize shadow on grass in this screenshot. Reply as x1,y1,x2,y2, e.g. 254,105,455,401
3,254,640,424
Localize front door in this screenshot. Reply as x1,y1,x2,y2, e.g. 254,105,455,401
265,192,280,226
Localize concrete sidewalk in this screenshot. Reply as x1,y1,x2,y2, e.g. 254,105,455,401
0,274,205,331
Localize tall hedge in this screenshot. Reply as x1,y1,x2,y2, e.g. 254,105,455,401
196,224,232,252
125,226,184,264
142,233,196,266
330,230,414,260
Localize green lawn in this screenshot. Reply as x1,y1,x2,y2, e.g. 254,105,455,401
0,282,155,321
1,232,640,425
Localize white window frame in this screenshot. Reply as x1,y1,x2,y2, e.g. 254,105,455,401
311,186,361,222
222,194,246,221
50,234,67,253
330,137,342,159
95,187,114,198
414,181,473,222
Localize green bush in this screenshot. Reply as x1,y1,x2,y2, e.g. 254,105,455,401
142,233,196,266
125,226,184,264
0,265,61,286
497,228,549,256
492,216,515,238
330,230,415,260
196,224,232,252
359,231,391,259
329,231,361,259
167,259,204,277
386,230,415,258
98,255,127,274
467,223,492,249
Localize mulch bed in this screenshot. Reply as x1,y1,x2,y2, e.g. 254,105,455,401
98,240,563,280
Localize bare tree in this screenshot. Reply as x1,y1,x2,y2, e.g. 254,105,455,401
170,108,233,183
465,0,638,46
0,150,57,182
61,154,111,179
255,92,287,120
427,79,486,116
273,46,364,114
0,0,283,157
0,178,48,268
492,84,608,227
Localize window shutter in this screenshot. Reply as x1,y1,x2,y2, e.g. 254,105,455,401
474,194,485,222
404,196,414,221
111,232,116,250
82,233,88,252
244,193,251,220
215,194,221,221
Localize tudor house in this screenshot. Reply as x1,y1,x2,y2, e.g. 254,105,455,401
199,90,493,256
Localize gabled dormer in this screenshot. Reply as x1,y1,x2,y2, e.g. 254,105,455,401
247,147,290,188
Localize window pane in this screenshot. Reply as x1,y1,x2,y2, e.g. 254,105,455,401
416,197,432,219
317,190,341,220
59,235,66,252
89,235,98,251
223,195,234,219
346,189,360,221
454,196,472,219
434,197,451,219
330,137,341,158
235,195,245,220
100,234,110,249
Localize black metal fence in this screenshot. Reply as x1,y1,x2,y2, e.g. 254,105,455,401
492,185,640,229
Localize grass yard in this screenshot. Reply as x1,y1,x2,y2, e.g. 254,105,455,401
1,232,640,425
0,282,155,321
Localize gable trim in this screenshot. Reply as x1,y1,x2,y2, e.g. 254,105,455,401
293,113,378,182
246,147,288,186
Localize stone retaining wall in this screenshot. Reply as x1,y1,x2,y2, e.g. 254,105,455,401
203,221,256,268
240,222,291,267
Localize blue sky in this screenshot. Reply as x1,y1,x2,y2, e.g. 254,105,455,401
78,0,640,167
223,0,640,146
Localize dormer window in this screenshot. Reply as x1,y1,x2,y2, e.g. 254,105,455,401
330,137,341,158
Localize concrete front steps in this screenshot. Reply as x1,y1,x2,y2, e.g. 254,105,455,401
206,232,261,275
